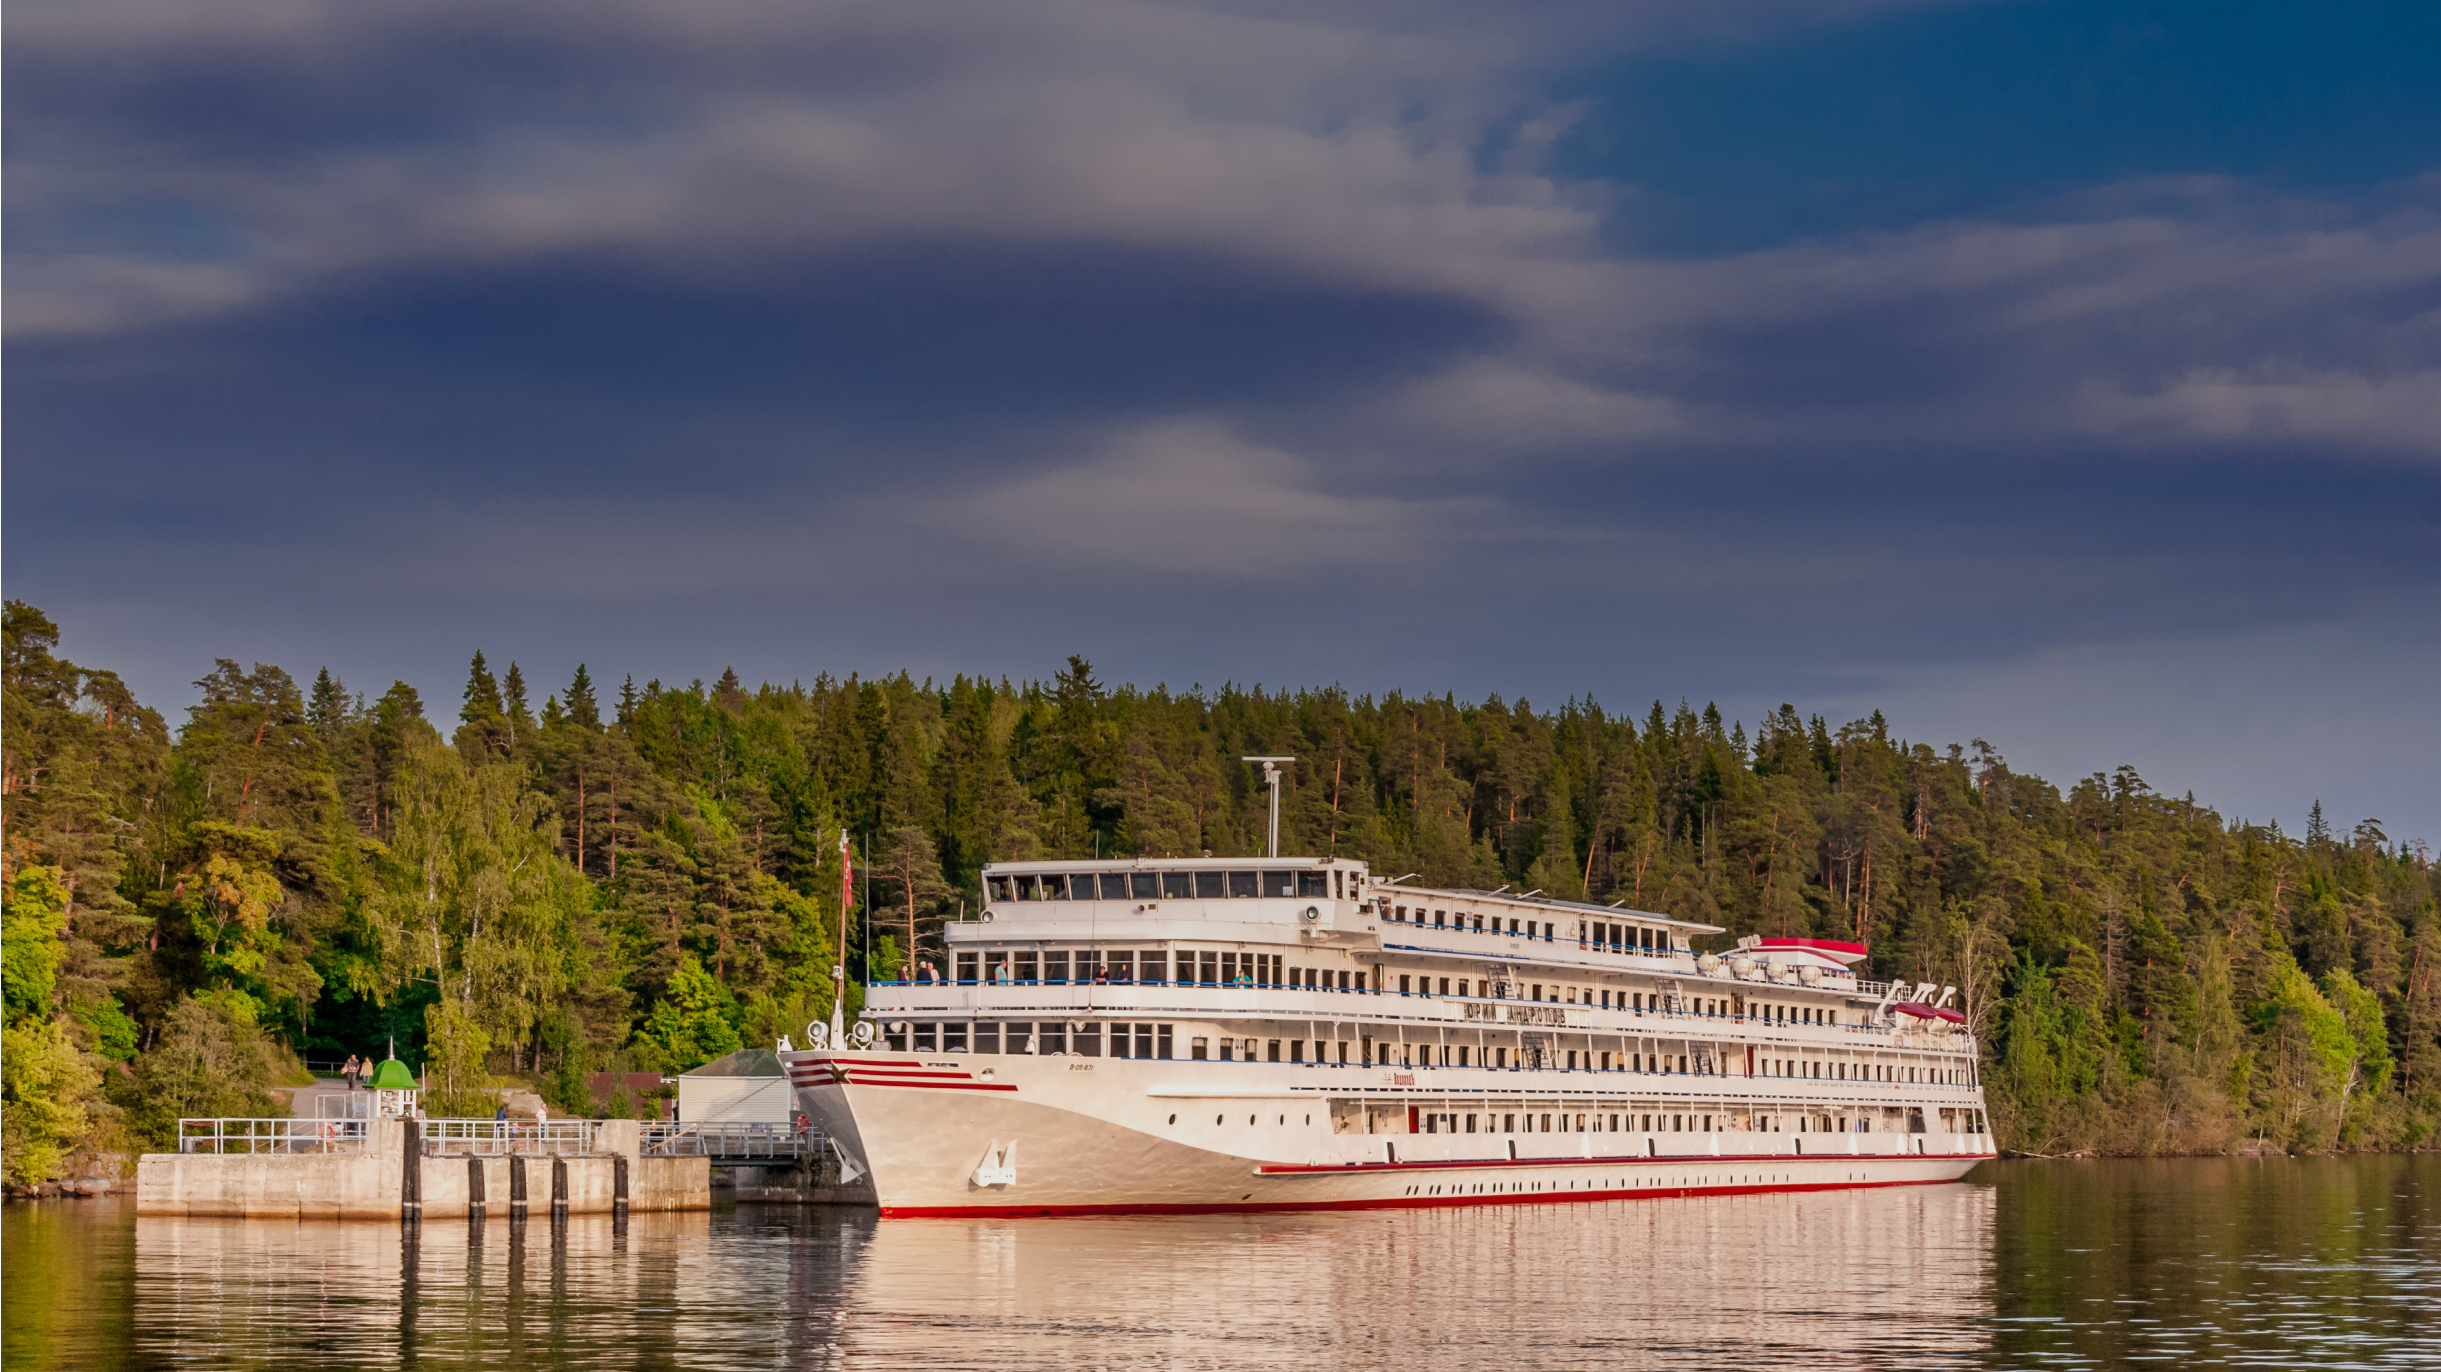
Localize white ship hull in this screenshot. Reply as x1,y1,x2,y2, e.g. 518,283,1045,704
784,1049,1993,1217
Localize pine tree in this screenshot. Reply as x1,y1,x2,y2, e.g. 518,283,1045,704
461,652,503,725
308,668,348,740
567,665,601,731
503,661,534,737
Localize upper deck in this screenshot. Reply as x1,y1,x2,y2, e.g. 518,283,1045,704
935,856,1930,1019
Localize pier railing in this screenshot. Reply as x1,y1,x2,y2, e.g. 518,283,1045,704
178,1118,371,1154
640,1121,821,1160
419,1118,600,1156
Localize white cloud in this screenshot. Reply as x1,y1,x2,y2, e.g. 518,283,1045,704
2073,368,2441,456
932,419,1489,576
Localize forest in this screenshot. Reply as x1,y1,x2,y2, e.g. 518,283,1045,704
4,598,2435,1183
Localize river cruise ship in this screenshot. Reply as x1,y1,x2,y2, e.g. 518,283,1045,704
781,855,1994,1216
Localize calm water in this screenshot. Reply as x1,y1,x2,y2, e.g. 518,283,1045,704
6,1158,2436,1370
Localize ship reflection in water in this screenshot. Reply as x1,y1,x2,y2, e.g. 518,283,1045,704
6,1158,2436,1370
844,1185,1992,1368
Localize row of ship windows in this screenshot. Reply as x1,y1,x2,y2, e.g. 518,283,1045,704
947,951,1327,988
937,951,1840,1029
1390,908,1678,954
987,870,1338,903
1393,1109,1988,1136
879,1021,1967,1082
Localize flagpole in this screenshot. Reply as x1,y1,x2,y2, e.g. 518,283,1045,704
831,827,850,1045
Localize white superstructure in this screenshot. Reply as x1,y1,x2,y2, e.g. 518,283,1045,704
783,856,1993,1216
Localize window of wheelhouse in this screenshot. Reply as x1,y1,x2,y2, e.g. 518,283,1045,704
1195,871,1227,899
987,876,1014,902
1130,872,1161,900
956,952,979,984
1163,871,1196,899
1298,870,1329,898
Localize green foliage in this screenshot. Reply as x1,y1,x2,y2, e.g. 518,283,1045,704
635,953,741,1070
3,865,71,1025
119,997,302,1153
1,1018,100,1185
2,605,2436,1163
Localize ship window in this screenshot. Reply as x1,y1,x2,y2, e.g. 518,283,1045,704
1268,1039,1282,1062
1075,1023,1101,1056
1296,870,1329,898
1191,1036,1208,1060
1104,951,1134,983
914,1023,937,1051
1457,979,1470,998
1043,874,1073,900
1015,952,1039,984
1531,984,1543,1001
1399,975,1412,996
1141,951,1168,984
1130,872,1161,900
1194,871,1226,898
975,1022,1000,1054
1040,1023,1067,1054
1219,1038,1236,1062
1254,870,1287,897
1157,1025,1173,1058
1432,909,1446,928
1199,951,1218,985
987,877,1011,901
1165,872,1196,899
1108,1022,1132,1058
1006,1022,1033,1053
1044,951,1070,984
1438,978,1450,995
1226,871,1259,898
956,953,979,985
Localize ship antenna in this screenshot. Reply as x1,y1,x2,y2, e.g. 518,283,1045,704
1241,756,1294,857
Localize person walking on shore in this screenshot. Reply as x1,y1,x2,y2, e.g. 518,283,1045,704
342,1054,361,1090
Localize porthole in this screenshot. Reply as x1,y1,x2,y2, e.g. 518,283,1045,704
1249,1115,1256,1125
1216,1114,1224,1125
1169,1114,1177,1125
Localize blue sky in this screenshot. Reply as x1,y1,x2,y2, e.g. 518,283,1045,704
7,0,2437,843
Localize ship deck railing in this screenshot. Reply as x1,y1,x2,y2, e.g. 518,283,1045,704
872,982,1956,1039
639,1121,823,1161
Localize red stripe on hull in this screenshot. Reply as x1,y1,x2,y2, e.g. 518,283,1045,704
878,1174,1975,1219
836,1078,1020,1091
1256,1150,1995,1175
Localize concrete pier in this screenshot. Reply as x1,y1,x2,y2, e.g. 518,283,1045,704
137,1118,709,1220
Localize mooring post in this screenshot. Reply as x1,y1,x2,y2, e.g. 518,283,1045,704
613,1154,630,1215
468,1156,486,1220
551,1156,569,1218
510,1154,529,1218
400,1121,422,1225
